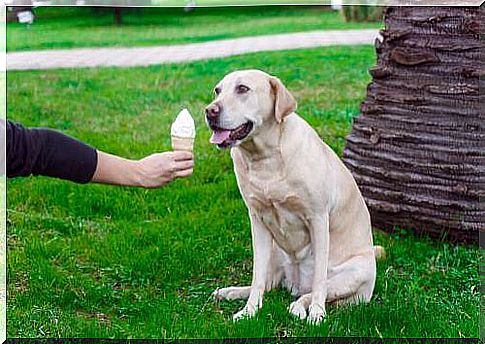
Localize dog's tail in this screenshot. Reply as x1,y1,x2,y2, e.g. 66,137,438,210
373,245,386,261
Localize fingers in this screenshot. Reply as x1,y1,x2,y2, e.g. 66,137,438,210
170,150,194,161
174,168,193,178
173,159,194,171
171,155,194,179
147,151,194,182
171,153,194,179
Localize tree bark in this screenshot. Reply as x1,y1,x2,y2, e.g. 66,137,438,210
342,6,483,244
113,7,122,26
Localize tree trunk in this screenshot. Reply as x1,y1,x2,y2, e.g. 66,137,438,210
342,7,482,244
113,7,122,26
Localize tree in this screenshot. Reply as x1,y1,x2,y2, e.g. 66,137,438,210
342,6,482,244
113,7,122,26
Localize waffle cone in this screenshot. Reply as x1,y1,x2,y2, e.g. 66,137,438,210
171,135,194,152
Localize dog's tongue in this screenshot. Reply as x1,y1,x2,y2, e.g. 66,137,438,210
210,130,231,144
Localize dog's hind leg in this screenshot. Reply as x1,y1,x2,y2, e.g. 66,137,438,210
326,254,376,304
289,254,376,320
289,293,312,320
213,286,251,301
213,270,283,302
213,241,283,302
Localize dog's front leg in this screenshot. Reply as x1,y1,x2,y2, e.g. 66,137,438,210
307,213,329,324
233,213,273,322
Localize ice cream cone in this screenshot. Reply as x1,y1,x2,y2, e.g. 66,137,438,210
170,108,196,152
171,135,195,152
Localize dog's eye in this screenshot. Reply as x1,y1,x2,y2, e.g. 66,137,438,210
214,87,221,95
236,85,250,94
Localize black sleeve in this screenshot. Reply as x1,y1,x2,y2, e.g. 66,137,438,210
6,120,98,184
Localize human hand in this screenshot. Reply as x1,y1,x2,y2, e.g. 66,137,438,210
135,151,194,188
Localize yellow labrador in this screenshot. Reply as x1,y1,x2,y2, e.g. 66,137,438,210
205,69,383,324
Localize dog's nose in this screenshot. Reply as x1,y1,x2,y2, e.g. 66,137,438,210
205,103,221,119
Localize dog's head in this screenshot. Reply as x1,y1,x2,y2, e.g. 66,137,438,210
205,69,297,149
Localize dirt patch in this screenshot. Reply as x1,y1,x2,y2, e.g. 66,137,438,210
76,310,112,327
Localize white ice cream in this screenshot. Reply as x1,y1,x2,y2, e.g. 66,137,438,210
171,108,196,138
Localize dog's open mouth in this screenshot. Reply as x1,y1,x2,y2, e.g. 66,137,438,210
210,121,254,148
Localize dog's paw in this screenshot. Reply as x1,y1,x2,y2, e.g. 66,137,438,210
307,303,326,325
233,303,257,322
212,287,248,301
212,287,227,301
213,287,237,301
289,301,307,320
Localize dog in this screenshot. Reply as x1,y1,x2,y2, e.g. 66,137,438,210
205,69,383,324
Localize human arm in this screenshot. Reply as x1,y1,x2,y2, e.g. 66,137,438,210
91,150,193,188
6,120,194,187
6,120,98,183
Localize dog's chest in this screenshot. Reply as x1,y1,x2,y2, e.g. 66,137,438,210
246,176,309,252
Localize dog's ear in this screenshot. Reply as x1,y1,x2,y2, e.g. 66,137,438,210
269,76,297,123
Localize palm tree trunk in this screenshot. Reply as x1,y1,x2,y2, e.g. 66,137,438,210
342,6,482,244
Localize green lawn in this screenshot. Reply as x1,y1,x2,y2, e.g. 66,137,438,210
7,46,478,338
151,0,336,5
6,6,381,52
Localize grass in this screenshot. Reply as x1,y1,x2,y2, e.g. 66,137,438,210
151,0,340,5
6,46,479,338
6,6,381,52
